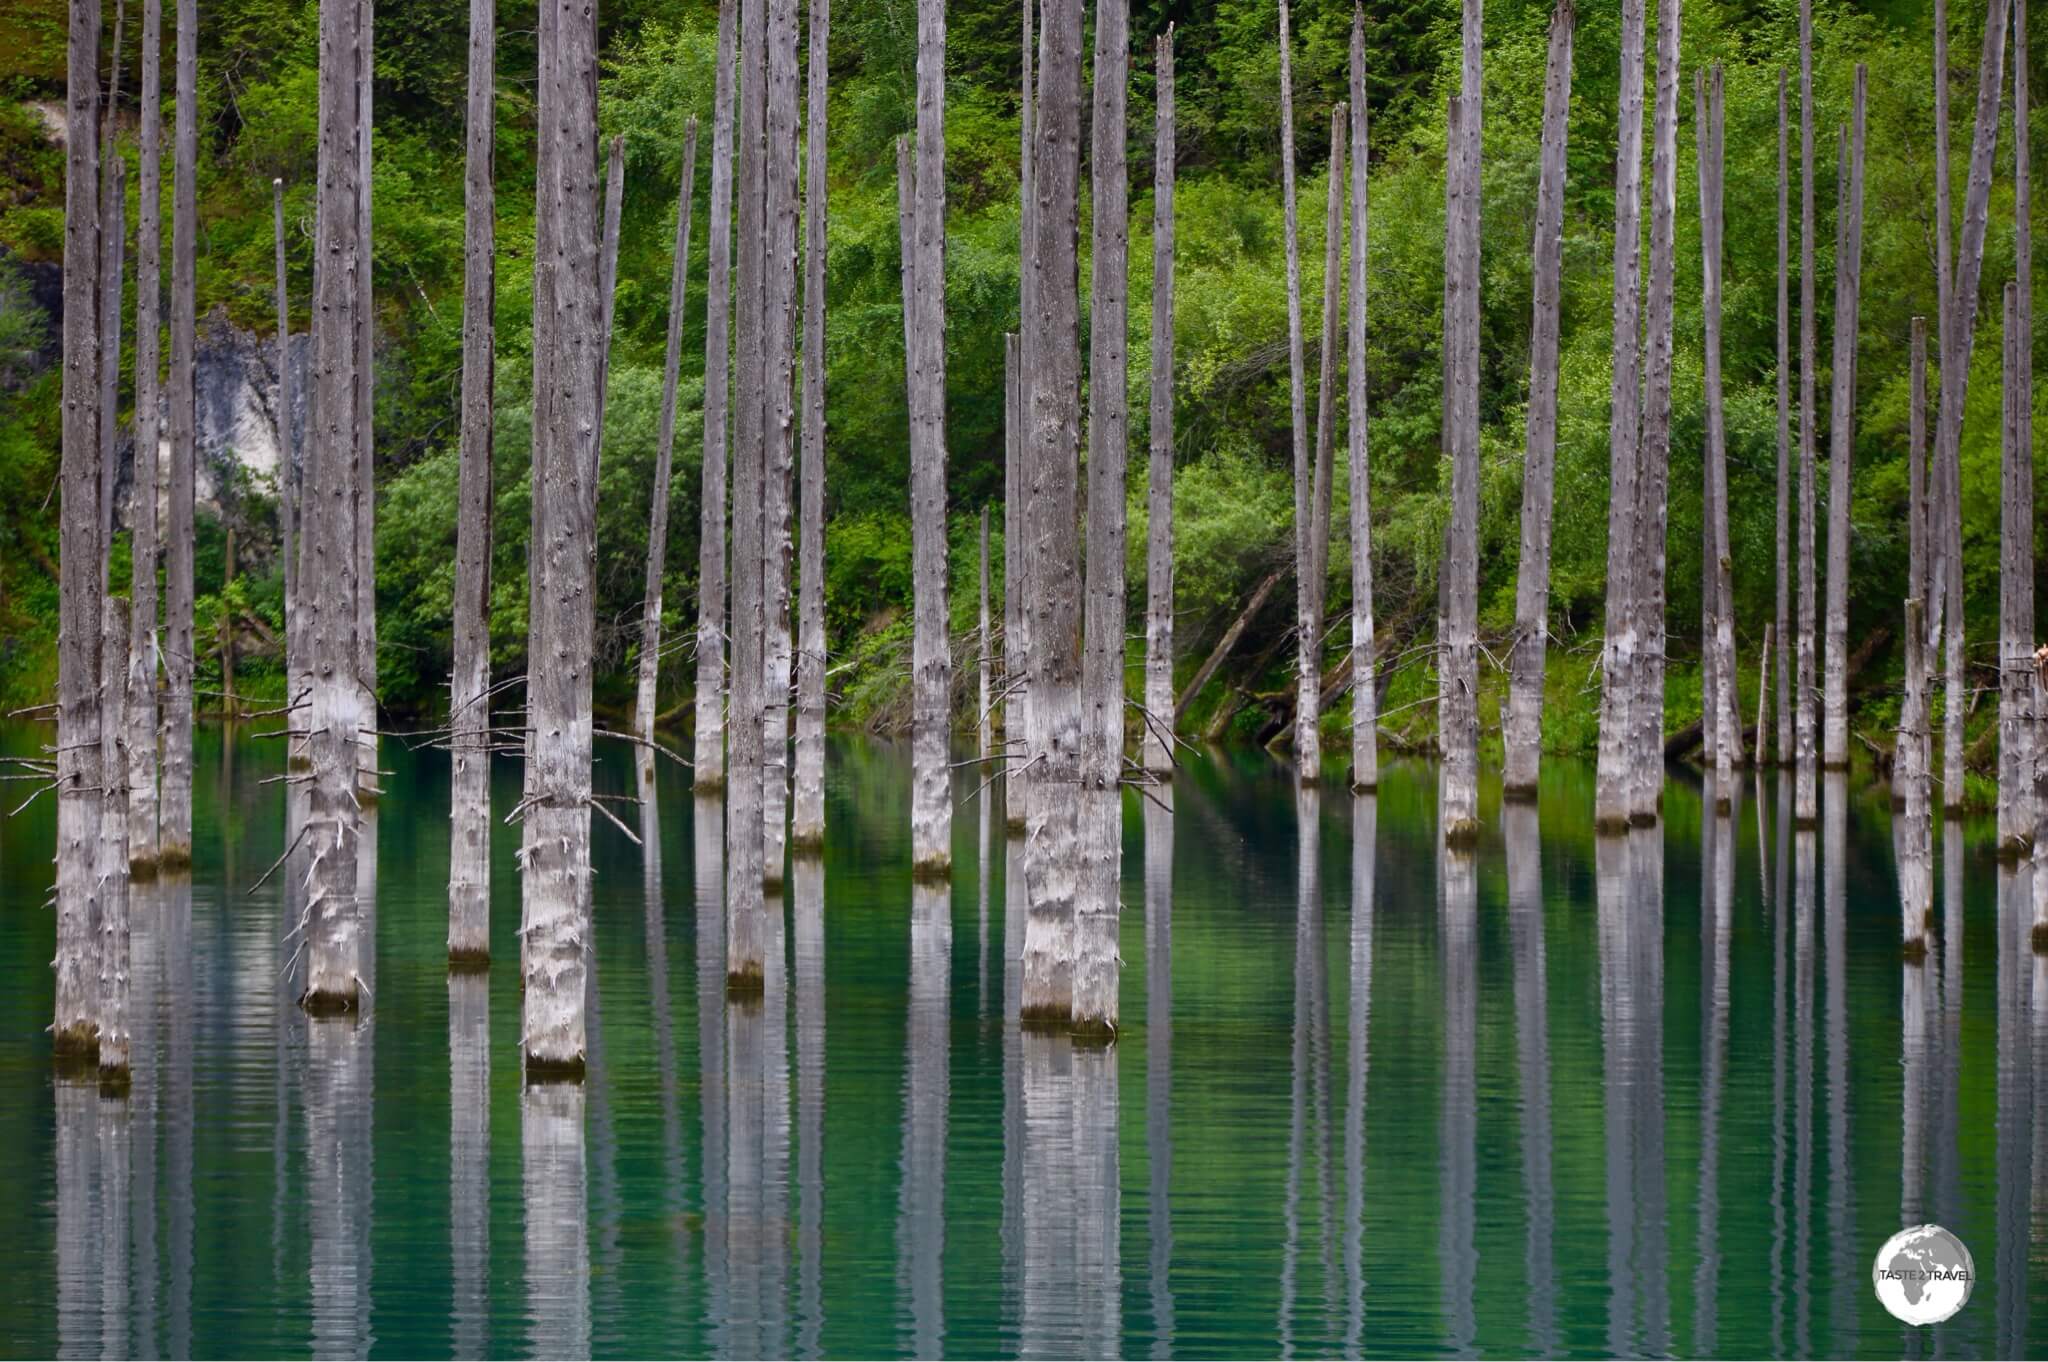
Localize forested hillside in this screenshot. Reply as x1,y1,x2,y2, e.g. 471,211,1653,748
0,0,2035,779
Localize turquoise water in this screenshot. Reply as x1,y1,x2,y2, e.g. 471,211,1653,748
1,725,2045,1358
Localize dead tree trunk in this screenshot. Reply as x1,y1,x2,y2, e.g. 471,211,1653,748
98,595,131,1075
1004,330,1026,823
1900,595,1932,953
979,507,992,760
54,0,105,1059
274,179,297,670
637,121,699,772
353,0,377,789
127,0,162,871
1503,0,1573,800
2001,278,2031,853
1698,65,1735,806
2006,0,2035,855
792,0,829,852
1278,0,1315,783
1006,0,1036,831
161,0,197,867
1773,68,1791,767
1440,86,1481,845
1794,0,1818,824
905,0,951,878
98,171,124,610
1019,0,1082,1023
448,0,496,964
1304,105,1344,789
760,0,802,886
1074,0,1129,1036
695,0,737,790
1911,317,1929,653
1141,26,1176,777
1347,6,1374,793
300,0,367,1013
1593,0,1646,833
1824,71,1868,777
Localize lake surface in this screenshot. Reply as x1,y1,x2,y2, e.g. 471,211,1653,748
2,723,2046,1359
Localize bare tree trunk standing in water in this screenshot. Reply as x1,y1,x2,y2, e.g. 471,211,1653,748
521,0,602,1068
792,0,829,852
637,122,699,777
1593,0,1645,833
1141,27,1175,777
1794,0,1818,825
353,0,378,792
1439,0,1483,845
1824,72,1868,780
2001,279,2029,850
2005,0,2035,856
1773,69,1790,767
1502,0,1574,801
162,0,197,868
979,509,992,760
299,0,367,1013
1697,65,1735,806
759,0,801,885
448,0,496,964
1278,0,1315,782
99,596,131,1075
1005,0,1035,832
128,0,163,870
98,7,124,610
275,179,296,671
1074,0,1129,1037
54,0,105,1059
1019,0,1082,1024
1308,104,1344,760
905,0,951,878
696,0,737,790
1347,7,1374,793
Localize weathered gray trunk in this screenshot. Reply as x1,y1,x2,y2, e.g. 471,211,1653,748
1628,0,1678,825
1773,69,1791,767
523,0,557,794
637,122,699,769
55,0,105,1060
1019,0,1082,1022
1823,72,1868,776
1074,0,1129,1035
1698,65,1735,805
300,0,366,1013
521,0,601,1068
1503,0,1573,799
1901,596,1932,953
2004,0,2035,853
274,179,297,672
792,0,829,851
760,0,801,885
905,0,951,876
1006,0,1036,832
696,0,737,790
1141,27,1176,777
161,0,196,866
448,0,495,963
1278,0,1313,783
1302,104,1344,787
447,968,490,1350
352,0,377,787
1440,87,1481,844
1347,7,1374,793
597,135,624,451
979,507,993,760
1004,331,1027,822
127,0,162,870
1910,316,1930,645
1794,0,1817,823
1593,0,1645,832
98,595,131,1075
98,166,124,608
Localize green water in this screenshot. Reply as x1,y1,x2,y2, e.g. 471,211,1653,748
1,725,2045,1359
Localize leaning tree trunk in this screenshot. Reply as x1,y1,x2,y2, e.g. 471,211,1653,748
1307,105,1344,781
1440,87,1481,845
1074,0,1130,1037
1773,68,1791,768
1502,0,1574,800
448,0,496,965
1698,65,1735,807
161,0,197,868
905,0,951,878
300,0,367,1014
791,0,829,851
98,595,131,1075
1019,0,1083,1024
2004,0,2035,855
521,0,602,1071
1629,0,1679,826
696,0,737,790
1593,0,1646,833
1347,6,1375,793
1006,0,1037,830
637,121,700,776
1278,0,1315,782
128,0,163,871
1823,71,1869,778
1794,0,1818,825
759,0,801,885
1141,27,1176,777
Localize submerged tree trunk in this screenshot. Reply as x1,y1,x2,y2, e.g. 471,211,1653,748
1503,0,1573,800
448,0,496,964
1901,596,1932,954
905,0,951,877
1019,0,1082,1023
979,508,992,760
1824,71,1868,777
1004,331,1027,823
161,0,197,867
1305,105,1344,787
274,179,297,673
1074,0,1129,1036
760,0,801,885
128,0,163,871
2004,0,2034,855
1006,0,1036,833
353,0,377,790
1698,65,1735,806
1593,0,1646,833
99,171,123,610
1440,88,1480,845
98,595,131,1075
696,0,737,790
1278,0,1315,782
55,0,105,1061
1773,68,1791,768
1347,7,1374,793
1142,27,1176,777
1794,0,1818,824
792,0,829,851
300,0,367,1014
637,121,700,775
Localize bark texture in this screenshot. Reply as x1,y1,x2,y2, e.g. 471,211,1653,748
1823,71,1868,776
696,0,737,789
1006,0,1036,829
759,0,801,883
1774,68,1791,766
98,596,131,1075
2004,0,2035,853
1278,0,1315,781
275,179,296,671
127,0,162,869
1794,0,1817,822
979,507,993,760
792,0,829,850
1347,8,1374,793
1004,330,1026,821
1439,0,1483,842
1142,28,1176,776
162,0,197,865
1698,65,1735,803
352,0,377,787
449,0,496,962
1502,0,1573,798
